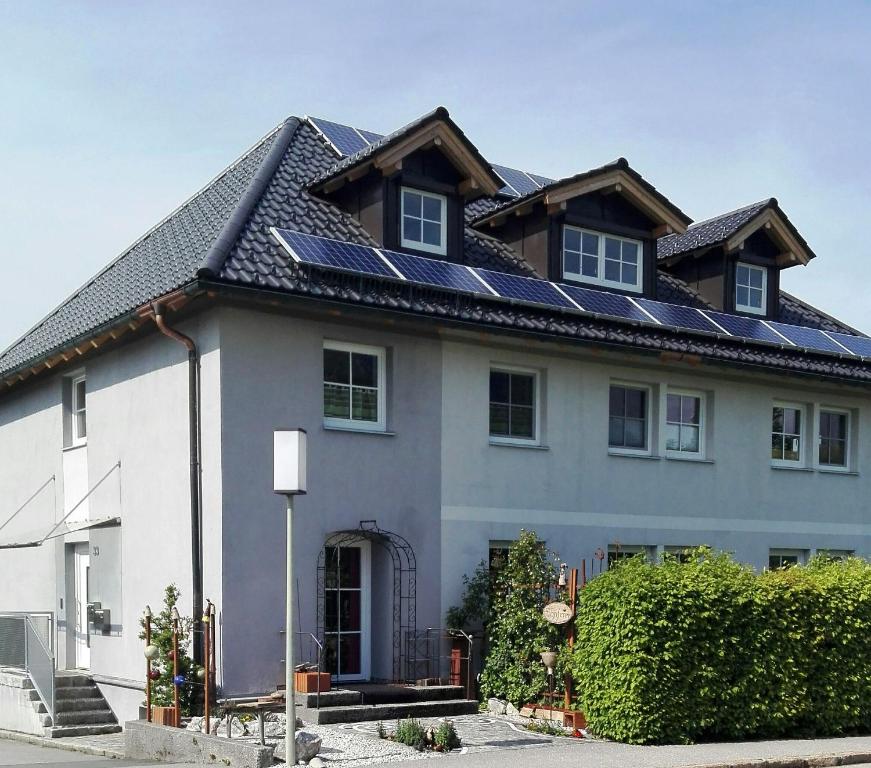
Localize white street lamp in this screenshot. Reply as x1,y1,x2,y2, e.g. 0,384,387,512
274,429,307,766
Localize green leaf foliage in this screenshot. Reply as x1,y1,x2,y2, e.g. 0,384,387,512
568,550,871,744
479,530,566,706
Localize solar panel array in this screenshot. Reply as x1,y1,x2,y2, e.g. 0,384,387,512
308,117,553,199
271,228,869,361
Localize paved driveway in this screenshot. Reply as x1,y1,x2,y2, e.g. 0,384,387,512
0,741,163,768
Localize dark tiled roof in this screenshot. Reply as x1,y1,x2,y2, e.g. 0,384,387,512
0,123,285,376
656,198,818,265
307,106,502,194
0,112,863,387
471,157,693,230
779,291,860,335
657,199,771,259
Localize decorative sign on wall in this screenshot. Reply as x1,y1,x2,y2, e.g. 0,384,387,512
542,601,574,625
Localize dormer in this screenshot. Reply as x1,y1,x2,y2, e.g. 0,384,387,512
471,158,692,297
308,107,502,263
657,199,815,320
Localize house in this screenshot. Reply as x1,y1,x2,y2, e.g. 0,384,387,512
0,106,868,727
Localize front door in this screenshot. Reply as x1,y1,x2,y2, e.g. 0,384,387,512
74,543,90,669
324,543,370,681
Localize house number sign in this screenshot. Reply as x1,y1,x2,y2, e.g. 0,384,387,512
542,601,574,625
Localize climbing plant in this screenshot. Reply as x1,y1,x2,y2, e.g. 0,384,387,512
478,530,564,706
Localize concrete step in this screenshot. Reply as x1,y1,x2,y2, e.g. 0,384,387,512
46,723,122,738
55,696,110,712
55,709,116,726
294,689,362,708
54,673,93,687
302,698,479,725
55,684,100,699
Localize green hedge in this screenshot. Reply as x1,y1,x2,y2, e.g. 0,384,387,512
568,551,871,744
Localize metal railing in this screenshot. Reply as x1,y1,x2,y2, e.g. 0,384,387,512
0,612,55,722
407,627,474,699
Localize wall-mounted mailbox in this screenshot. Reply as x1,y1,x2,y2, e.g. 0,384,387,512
87,602,111,634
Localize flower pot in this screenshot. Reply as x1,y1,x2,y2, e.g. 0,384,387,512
152,706,179,727
293,671,331,693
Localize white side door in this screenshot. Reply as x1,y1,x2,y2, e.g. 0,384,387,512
74,544,90,669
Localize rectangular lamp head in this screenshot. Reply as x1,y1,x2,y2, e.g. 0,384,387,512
273,429,307,495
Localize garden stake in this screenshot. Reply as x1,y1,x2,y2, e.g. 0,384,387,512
210,603,216,712
203,600,212,733
145,607,152,722
564,567,578,710
172,607,180,727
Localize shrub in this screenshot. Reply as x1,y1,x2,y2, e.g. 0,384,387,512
394,718,426,750
568,551,871,744
445,560,491,630
479,530,565,706
434,720,461,750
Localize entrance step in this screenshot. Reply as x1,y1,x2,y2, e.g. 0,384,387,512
300,697,479,725
45,723,122,738
41,672,119,737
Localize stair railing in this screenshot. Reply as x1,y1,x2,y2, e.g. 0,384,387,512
0,612,55,723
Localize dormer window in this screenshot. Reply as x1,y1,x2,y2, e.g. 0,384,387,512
735,262,767,315
401,187,447,256
563,225,643,292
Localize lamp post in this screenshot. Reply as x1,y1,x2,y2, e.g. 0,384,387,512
274,429,307,766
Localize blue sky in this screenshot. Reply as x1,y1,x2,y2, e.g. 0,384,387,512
1,1,870,349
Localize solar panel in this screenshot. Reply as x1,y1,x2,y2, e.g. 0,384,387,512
381,249,488,294
699,310,783,343
767,322,848,354
474,269,575,309
827,332,871,357
492,164,541,198
558,283,651,323
356,128,383,144
527,172,555,188
308,117,369,156
636,299,721,333
271,229,396,278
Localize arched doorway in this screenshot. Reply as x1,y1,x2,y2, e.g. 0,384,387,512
316,520,416,682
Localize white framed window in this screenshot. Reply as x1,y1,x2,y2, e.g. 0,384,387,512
609,383,650,454
401,187,447,255
607,544,651,567
815,549,853,561
665,390,704,457
771,403,805,466
71,374,87,446
735,262,767,315
818,409,849,470
563,226,643,292
323,341,386,431
489,367,539,444
664,545,702,564
768,548,806,569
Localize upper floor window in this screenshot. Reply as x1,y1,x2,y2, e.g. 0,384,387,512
489,368,537,443
563,226,642,292
771,403,803,466
665,391,704,457
818,409,849,469
735,262,767,315
71,374,87,446
401,187,447,256
323,341,386,431
609,384,649,453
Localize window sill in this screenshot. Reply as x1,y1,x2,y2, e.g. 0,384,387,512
665,455,714,464
817,467,859,476
63,442,87,453
489,440,549,451
607,450,660,460
770,464,813,472
323,424,395,436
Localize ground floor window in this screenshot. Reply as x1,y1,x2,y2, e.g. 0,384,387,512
607,544,650,567
768,548,806,569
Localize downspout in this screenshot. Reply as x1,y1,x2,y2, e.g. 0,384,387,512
152,303,204,671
